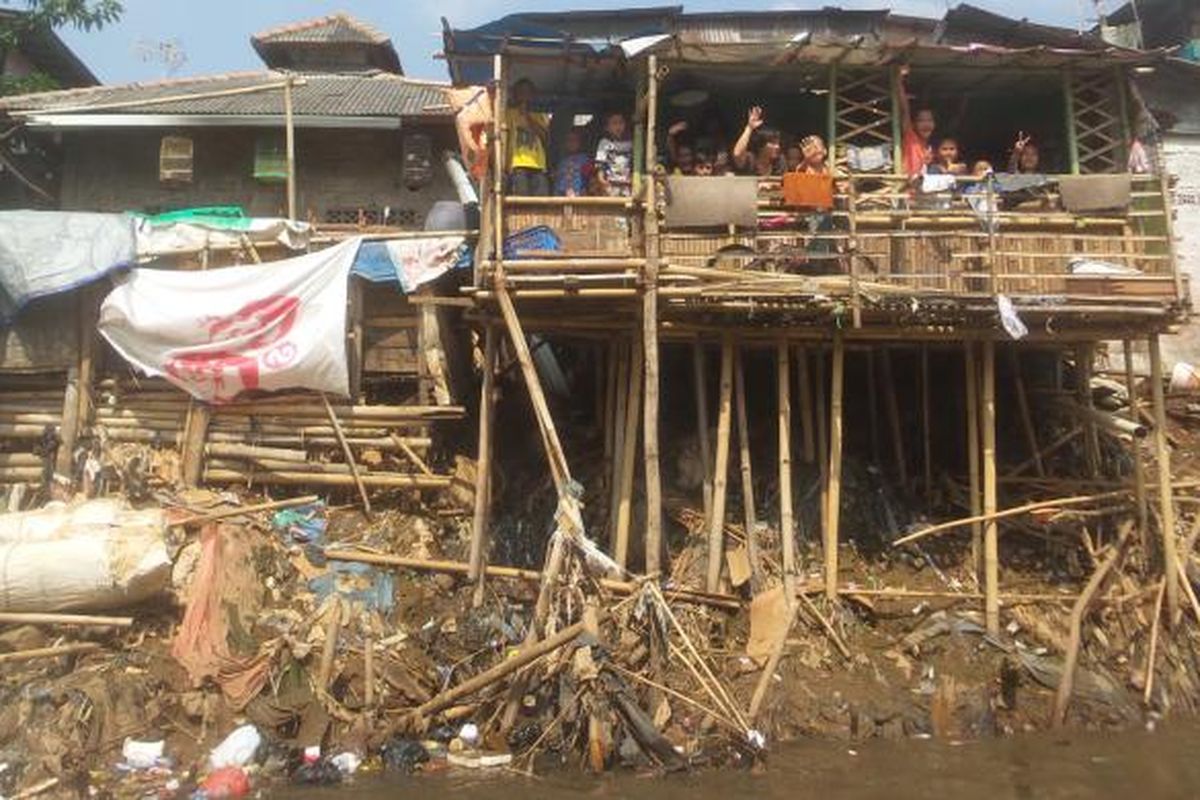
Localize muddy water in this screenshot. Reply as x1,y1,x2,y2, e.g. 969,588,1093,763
280,722,1200,799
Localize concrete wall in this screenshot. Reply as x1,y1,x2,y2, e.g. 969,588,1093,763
1161,133,1200,369
58,123,459,227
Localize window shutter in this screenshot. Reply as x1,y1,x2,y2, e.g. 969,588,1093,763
159,136,194,183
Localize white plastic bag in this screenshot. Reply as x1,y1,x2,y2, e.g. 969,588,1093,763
209,724,262,769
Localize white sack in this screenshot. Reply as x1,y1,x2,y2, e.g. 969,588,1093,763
99,237,361,403
0,500,171,612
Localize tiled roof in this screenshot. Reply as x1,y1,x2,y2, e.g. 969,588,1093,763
0,71,451,119
252,13,389,46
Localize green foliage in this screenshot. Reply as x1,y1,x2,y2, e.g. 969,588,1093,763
0,70,58,95
0,1,124,46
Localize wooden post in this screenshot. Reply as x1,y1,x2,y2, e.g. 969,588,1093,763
55,366,79,478
284,76,297,221
982,340,999,636
491,54,506,284
921,344,932,507
796,345,815,464
692,341,713,522
825,333,845,600
348,279,364,401
965,341,983,579
881,348,907,488
181,402,211,488
468,325,498,602
706,338,734,593
734,347,758,565
1123,339,1149,550
890,65,904,176
642,53,664,576
603,342,617,485
1010,346,1043,477
1077,343,1100,478
1149,333,1179,621
778,340,796,599
615,335,643,570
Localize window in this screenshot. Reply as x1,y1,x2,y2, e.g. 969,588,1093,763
254,134,288,182
159,136,193,183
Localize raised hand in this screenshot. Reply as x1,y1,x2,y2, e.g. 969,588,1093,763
1014,131,1031,151
668,120,689,137
747,106,764,130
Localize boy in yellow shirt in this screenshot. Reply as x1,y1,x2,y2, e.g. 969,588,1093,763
506,79,550,195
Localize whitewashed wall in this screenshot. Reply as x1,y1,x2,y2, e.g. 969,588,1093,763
1161,134,1200,368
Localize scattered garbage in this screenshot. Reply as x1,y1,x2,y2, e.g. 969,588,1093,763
291,757,344,785
381,738,430,774
199,766,251,799
330,752,362,776
121,738,166,770
208,725,261,770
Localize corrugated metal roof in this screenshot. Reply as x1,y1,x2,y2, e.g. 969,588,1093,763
0,72,450,119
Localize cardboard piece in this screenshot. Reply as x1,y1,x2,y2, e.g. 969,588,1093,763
747,585,791,664
726,545,752,588
663,175,759,229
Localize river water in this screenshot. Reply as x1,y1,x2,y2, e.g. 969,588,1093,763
280,721,1200,799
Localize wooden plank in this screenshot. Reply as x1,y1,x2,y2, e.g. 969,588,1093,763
707,337,735,593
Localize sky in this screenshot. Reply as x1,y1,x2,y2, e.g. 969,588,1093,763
49,0,1120,85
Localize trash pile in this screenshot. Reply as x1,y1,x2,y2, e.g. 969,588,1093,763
3,372,1200,796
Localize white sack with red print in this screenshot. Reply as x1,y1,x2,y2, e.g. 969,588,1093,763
98,237,361,403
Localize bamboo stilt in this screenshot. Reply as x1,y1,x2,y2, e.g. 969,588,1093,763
815,347,829,541
1149,333,1180,621
692,341,714,523
825,333,845,601
608,342,630,545
707,338,735,593
921,344,933,506
965,341,983,579
734,347,759,586
1123,339,1149,553
615,335,643,570
982,340,999,636
643,54,664,576
1010,346,1043,477
866,350,880,466
778,340,796,599
468,326,498,604
796,345,815,465
1078,343,1100,478
881,349,907,488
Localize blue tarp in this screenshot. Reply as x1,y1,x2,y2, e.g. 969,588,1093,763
0,211,136,322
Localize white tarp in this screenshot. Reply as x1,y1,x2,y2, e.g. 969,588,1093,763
99,237,361,403
135,217,312,259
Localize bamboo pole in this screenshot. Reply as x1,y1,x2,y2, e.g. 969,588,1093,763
284,76,297,222
173,494,320,526
965,341,983,578
468,326,498,602
815,346,829,540
1149,333,1179,621
1010,347,1043,476
55,365,79,478
982,340,1000,636
707,338,735,593
323,394,373,518
825,333,845,601
1077,343,1100,478
0,612,132,627
866,350,880,466
692,341,714,522
734,347,759,586
1123,340,1149,552
778,340,796,599
643,53,663,576
796,345,815,464
921,344,933,507
203,469,449,488
608,341,630,545
615,335,643,570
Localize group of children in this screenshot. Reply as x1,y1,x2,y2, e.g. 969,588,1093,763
505,72,1046,197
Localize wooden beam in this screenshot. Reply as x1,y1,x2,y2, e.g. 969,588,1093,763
734,347,759,586
825,332,845,600
1149,333,1180,621
707,337,735,593
778,340,796,599
982,339,999,636
468,325,498,604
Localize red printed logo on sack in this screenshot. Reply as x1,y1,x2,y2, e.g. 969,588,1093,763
164,295,301,402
